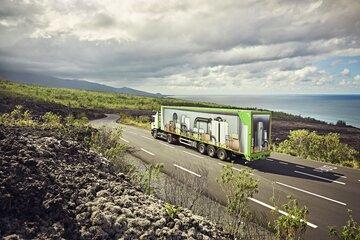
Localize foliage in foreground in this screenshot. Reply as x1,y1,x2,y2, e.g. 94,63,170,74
329,209,360,240
276,129,359,168
0,105,89,132
217,163,258,237
270,196,309,240
164,203,180,219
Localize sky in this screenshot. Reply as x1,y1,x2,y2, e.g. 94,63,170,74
0,0,359,95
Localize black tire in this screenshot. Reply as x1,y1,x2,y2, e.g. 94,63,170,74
197,143,206,154
152,130,158,139
217,149,228,161
167,134,173,144
207,145,216,157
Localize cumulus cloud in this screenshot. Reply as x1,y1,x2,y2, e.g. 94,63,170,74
0,0,359,94
341,68,350,77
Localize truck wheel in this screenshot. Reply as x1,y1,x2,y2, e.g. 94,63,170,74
207,145,216,157
217,149,228,161
197,143,206,154
167,134,173,144
152,130,158,139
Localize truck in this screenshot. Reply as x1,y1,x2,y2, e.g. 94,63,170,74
150,106,271,161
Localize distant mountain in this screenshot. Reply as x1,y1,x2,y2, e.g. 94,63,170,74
0,70,163,97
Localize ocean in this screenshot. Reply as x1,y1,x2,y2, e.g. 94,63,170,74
173,94,360,128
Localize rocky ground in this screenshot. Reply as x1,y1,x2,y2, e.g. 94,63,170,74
0,125,228,239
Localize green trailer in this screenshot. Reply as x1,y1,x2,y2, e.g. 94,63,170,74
151,106,271,161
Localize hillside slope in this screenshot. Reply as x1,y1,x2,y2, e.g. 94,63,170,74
1,79,359,152
0,70,162,97
0,124,228,239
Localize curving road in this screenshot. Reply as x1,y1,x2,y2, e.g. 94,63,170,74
91,114,360,239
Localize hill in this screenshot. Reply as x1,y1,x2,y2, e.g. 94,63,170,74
1,79,359,154
0,70,162,97
0,122,228,239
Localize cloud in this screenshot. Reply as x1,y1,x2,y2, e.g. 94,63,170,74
0,0,359,94
341,68,350,77
331,59,341,67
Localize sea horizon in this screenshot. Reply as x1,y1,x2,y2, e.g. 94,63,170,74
173,94,360,128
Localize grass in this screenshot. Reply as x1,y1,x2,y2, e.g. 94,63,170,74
0,79,305,120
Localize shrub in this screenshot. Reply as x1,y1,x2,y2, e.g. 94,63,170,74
164,203,180,219
217,163,258,236
42,112,61,128
141,163,164,195
276,130,358,166
119,113,151,129
329,209,360,240
336,120,347,126
0,105,36,126
270,196,309,240
90,126,127,160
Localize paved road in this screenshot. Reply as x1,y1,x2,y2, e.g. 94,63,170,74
91,114,360,240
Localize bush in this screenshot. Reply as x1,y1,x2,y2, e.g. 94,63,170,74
270,196,309,240
90,126,127,160
42,112,61,128
336,120,347,126
329,209,360,240
217,163,258,236
0,105,36,126
164,203,180,219
141,163,163,195
276,130,358,166
119,113,151,129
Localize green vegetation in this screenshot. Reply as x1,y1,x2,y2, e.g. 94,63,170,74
119,113,151,129
270,196,309,240
142,163,164,195
0,105,89,131
164,203,180,219
336,120,347,126
0,79,297,120
276,129,359,168
329,210,360,240
0,79,220,111
217,163,259,237
89,126,127,160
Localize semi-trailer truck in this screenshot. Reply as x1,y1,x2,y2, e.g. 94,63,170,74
150,106,271,161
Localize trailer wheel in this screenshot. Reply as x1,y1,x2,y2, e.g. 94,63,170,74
152,130,158,139
207,145,216,158
197,143,206,154
217,149,228,161
167,134,173,144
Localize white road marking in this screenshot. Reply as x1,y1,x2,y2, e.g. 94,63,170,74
276,182,347,206
294,170,345,185
295,165,305,169
173,164,201,177
217,163,254,176
248,197,318,229
127,131,137,135
358,180,360,182
158,141,175,149
120,137,129,143
140,148,155,156
334,174,347,179
141,135,154,141
278,161,288,165
182,150,204,159
316,165,337,172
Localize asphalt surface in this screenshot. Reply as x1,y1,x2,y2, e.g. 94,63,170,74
91,114,360,240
